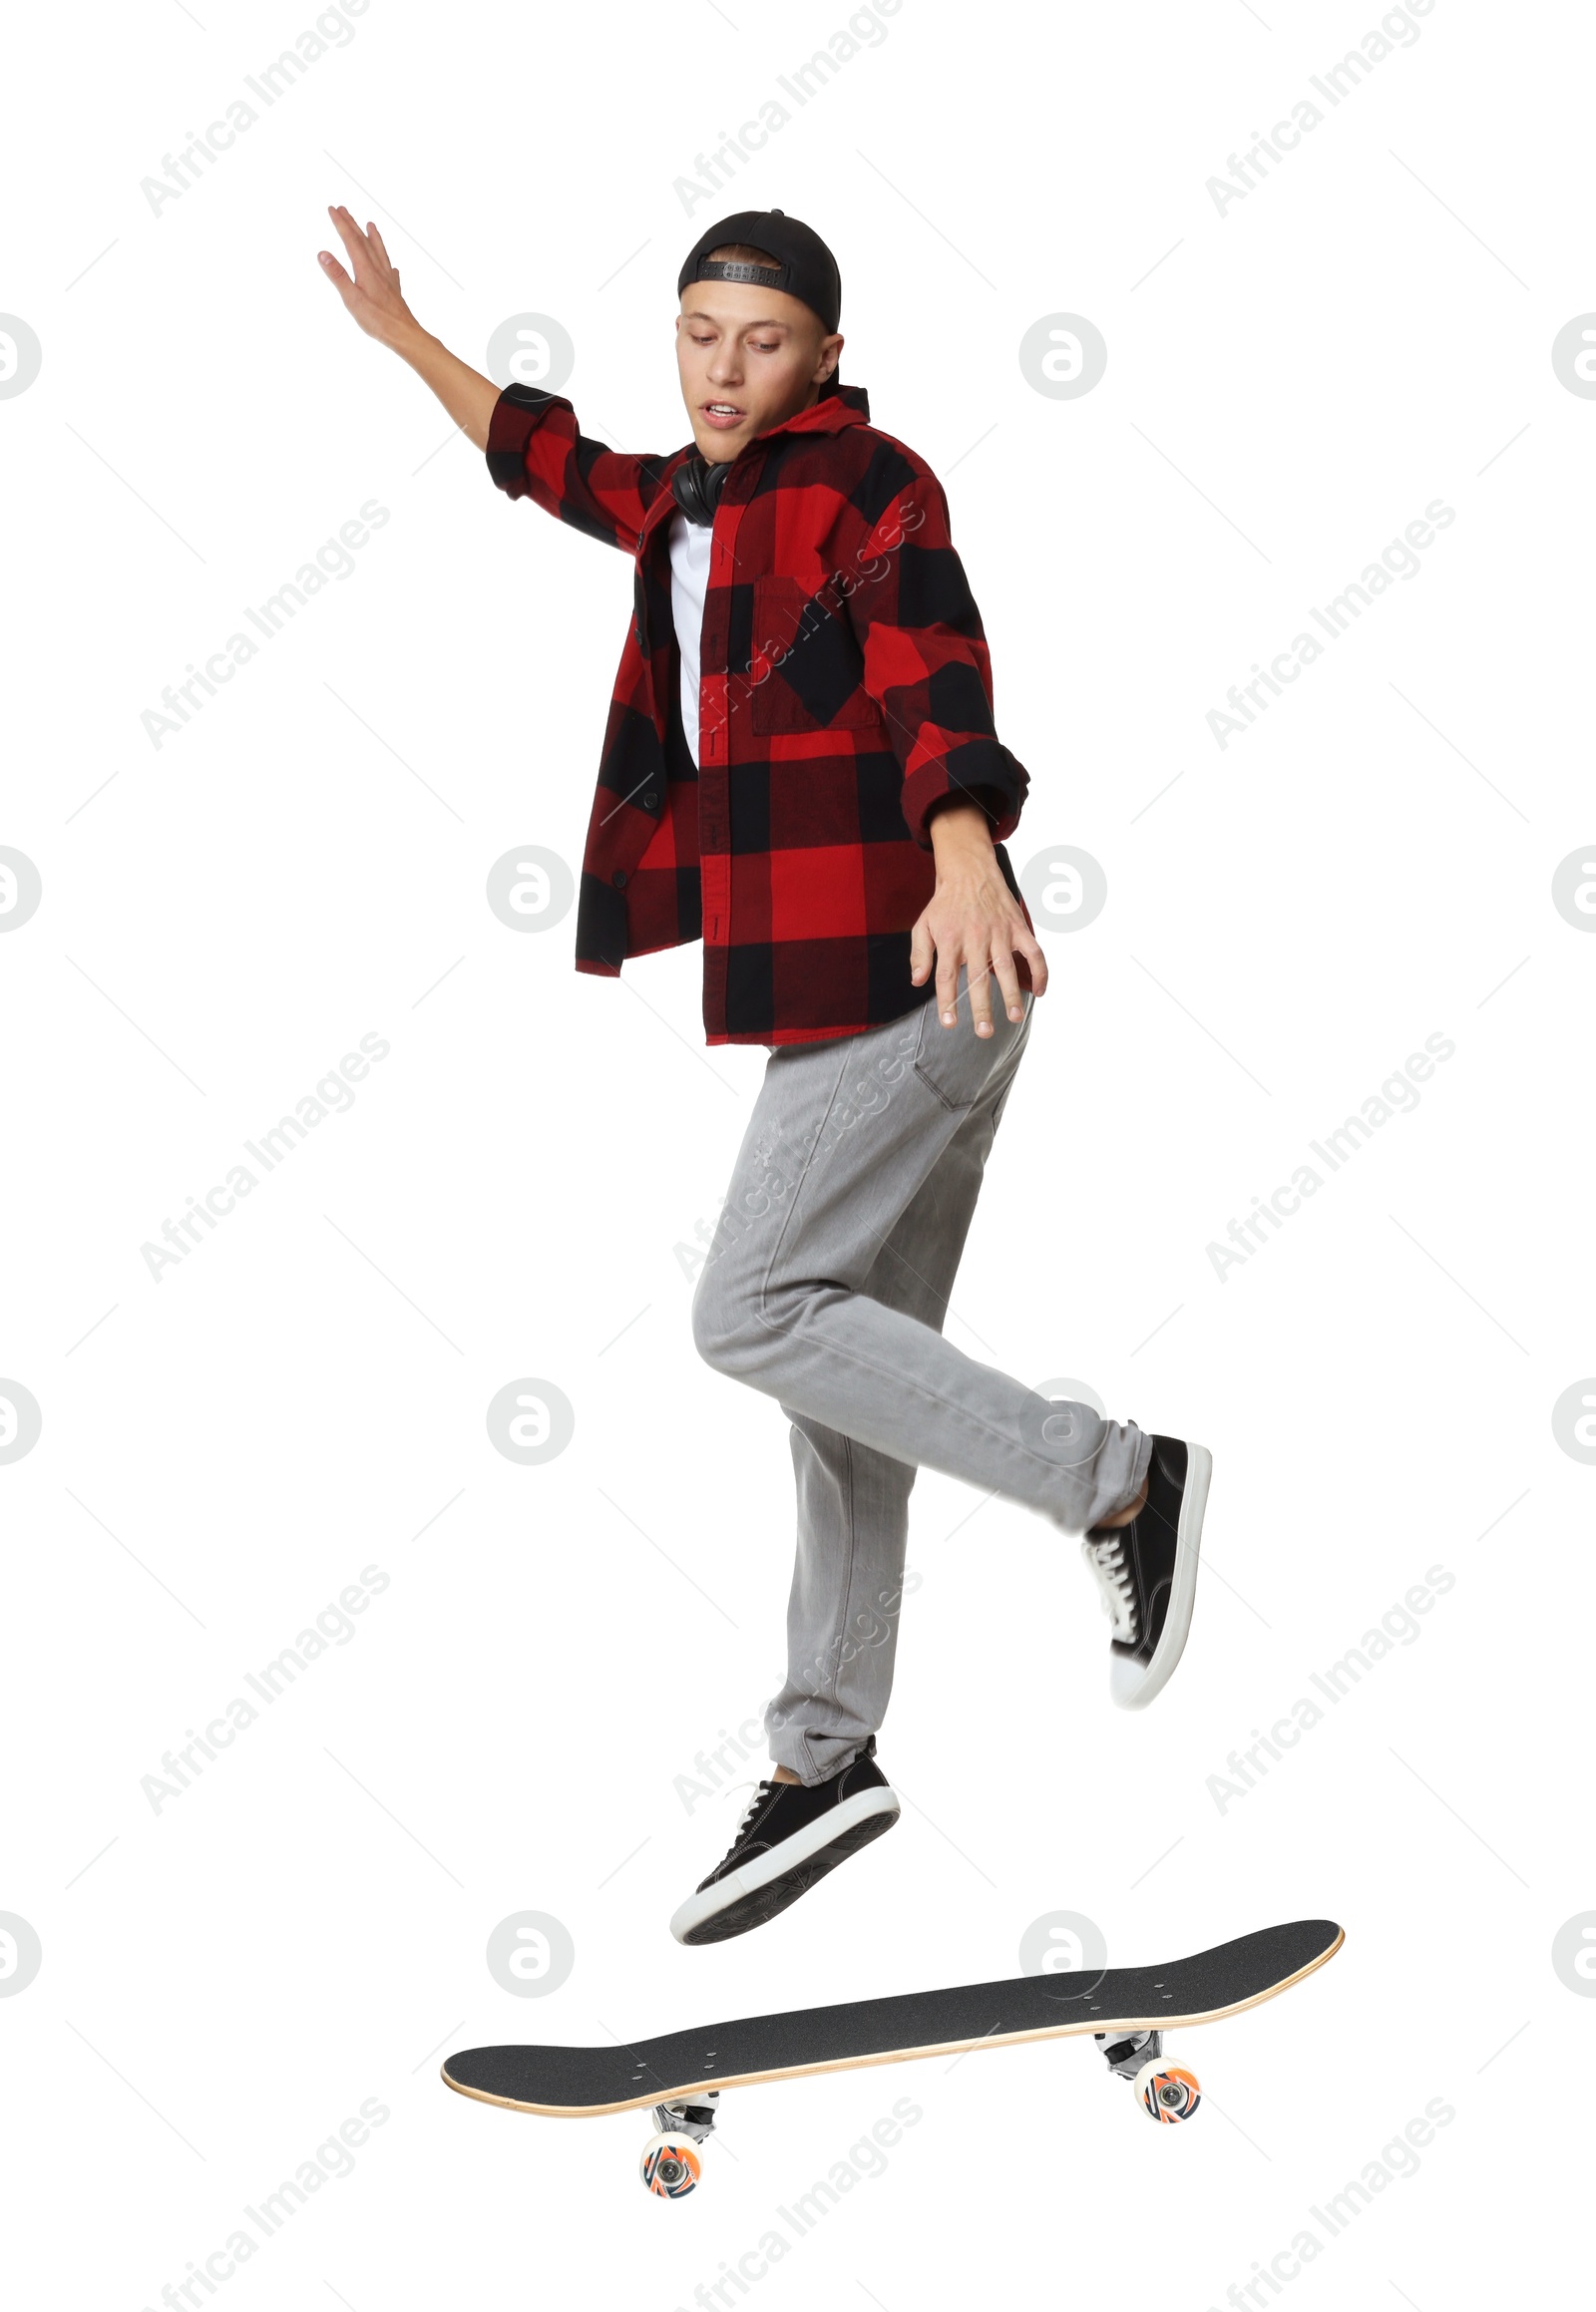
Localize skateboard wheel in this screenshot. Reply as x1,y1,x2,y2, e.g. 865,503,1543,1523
640,2130,702,2198
1132,2059,1201,2123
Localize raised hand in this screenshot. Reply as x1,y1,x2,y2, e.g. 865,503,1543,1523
317,204,422,349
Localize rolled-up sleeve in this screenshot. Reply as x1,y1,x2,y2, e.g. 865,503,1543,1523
843,467,1029,849
485,384,671,555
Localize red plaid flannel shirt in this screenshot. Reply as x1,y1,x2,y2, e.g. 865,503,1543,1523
485,375,1033,1045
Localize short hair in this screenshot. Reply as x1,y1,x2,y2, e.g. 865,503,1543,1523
691,244,833,348
705,241,781,270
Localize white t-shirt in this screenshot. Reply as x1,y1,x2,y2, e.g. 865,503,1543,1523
667,511,712,768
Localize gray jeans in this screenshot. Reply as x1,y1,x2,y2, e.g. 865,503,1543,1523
691,970,1150,1784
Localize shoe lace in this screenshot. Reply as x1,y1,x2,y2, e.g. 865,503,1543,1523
736,1781,774,1833
1080,1530,1139,1643
717,1780,776,1855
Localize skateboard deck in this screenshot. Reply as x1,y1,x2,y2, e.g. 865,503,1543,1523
443,1918,1343,2188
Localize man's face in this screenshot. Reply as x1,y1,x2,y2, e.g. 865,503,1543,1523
675,280,843,463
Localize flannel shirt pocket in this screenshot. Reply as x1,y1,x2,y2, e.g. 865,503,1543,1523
750,576,884,736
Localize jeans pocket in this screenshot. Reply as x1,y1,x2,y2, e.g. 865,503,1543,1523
911,969,1030,1112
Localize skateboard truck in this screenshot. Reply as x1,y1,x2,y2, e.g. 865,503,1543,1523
1095,2026,1161,2078
650,2090,719,2142
640,2090,719,2198
1095,2028,1202,2123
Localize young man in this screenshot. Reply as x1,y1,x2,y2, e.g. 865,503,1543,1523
319,203,1211,1946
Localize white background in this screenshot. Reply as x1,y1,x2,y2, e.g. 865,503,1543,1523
2,0,1590,2305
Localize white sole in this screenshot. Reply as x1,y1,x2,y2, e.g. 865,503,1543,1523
1112,1442,1212,1711
669,1785,902,1945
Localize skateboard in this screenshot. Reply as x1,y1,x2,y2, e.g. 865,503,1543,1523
442,1916,1344,2196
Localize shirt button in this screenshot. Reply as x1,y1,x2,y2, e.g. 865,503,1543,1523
643,791,658,809
612,870,627,888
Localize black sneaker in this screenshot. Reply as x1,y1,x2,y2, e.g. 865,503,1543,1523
1080,1435,1211,1708
668,1738,901,1945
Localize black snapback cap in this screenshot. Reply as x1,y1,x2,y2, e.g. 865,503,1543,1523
677,208,842,336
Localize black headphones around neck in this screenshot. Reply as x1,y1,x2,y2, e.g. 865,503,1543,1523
671,455,732,528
